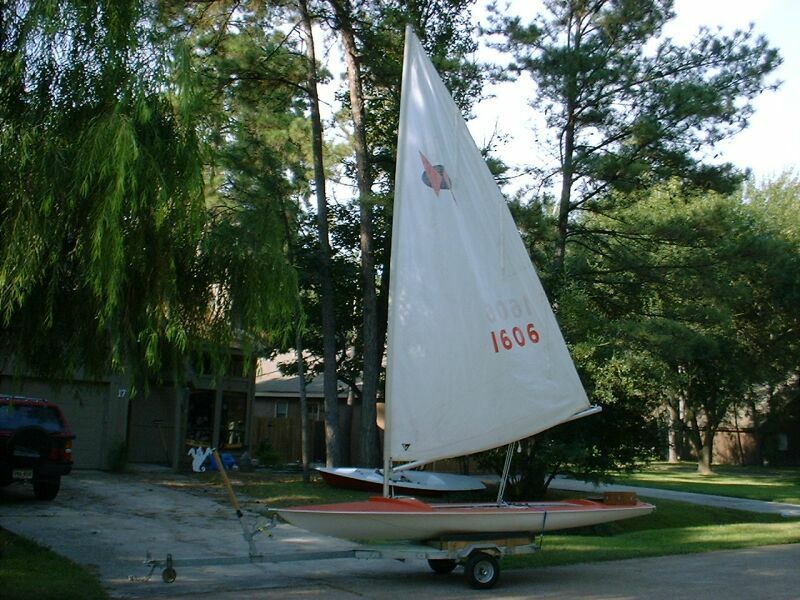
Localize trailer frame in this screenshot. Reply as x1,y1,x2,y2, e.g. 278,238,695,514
143,527,545,590
137,451,547,590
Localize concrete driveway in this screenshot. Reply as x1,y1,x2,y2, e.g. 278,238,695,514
1,468,799,599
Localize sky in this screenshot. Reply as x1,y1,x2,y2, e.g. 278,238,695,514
469,0,800,188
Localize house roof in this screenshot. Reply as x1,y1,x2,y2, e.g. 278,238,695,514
255,356,349,399
255,375,348,399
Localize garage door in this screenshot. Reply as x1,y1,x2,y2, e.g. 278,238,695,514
0,379,110,469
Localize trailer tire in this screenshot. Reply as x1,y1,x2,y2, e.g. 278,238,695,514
428,558,457,574
464,551,499,589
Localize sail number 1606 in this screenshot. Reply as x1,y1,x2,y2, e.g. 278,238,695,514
490,323,540,353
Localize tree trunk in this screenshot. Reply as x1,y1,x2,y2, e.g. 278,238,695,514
300,1,341,466
748,396,764,466
553,13,581,275
667,402,682,463
295,331,310,483
732,400,746,466
329,0,381,467
685,412,710,474
687,411,716,474
554,114,575,274
699,426,715,474
172,360,188,472
696,442,713,474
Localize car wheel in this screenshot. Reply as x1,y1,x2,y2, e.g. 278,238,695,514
33,475,61,501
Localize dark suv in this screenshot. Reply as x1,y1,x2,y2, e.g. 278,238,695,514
0,396,74,500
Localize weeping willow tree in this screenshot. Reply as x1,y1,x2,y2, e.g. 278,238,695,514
0,1,297,385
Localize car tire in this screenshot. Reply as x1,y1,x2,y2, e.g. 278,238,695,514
33,475,60,501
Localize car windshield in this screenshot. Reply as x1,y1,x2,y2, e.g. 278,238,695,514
0,404,64,433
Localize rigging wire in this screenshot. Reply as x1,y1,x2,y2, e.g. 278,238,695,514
496,441,518,505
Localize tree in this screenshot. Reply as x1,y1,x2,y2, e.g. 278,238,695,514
319,0,483,466
569,181,800,473
738,174,800,465
489,0,781,274
298,0,342,468
325,0,382,467
181,0,354,468
0,1,297,385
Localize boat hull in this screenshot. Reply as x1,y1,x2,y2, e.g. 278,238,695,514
316,467,486,496
275,496,655,542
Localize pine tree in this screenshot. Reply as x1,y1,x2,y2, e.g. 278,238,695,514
490,0,781,274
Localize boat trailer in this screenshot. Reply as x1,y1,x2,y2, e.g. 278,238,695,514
143,532,542,590
137,451,546,590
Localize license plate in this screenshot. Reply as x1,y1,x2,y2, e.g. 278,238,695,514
13,469,34,480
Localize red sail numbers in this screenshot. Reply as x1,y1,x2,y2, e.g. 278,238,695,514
490,323,541,353
486,296,541,353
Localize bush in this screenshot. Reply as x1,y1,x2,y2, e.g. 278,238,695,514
254,439,281,466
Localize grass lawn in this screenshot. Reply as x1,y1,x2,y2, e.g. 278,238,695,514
0,528,109,600
505,492,800,569
234,471,374,507
610,462,800,504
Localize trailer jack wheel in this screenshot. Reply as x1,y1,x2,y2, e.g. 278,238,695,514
162,554,177,583
162,567,177,583
464,551,499,589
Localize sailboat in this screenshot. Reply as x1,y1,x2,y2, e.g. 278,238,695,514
316,466,487,496
276,27,653,542
316,404,488,495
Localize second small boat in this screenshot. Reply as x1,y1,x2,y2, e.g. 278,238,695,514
316,466,486,496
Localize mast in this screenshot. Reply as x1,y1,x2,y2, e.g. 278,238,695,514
383,25,416,498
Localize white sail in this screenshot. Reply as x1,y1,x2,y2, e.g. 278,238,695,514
384,28,590,467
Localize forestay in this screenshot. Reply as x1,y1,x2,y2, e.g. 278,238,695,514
385,27,590,468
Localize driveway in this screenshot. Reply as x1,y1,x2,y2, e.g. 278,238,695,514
1,468,799,599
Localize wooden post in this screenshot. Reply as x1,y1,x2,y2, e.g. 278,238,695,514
212,381,224,450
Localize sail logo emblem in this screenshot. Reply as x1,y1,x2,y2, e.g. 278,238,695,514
419,152,451,196
402,443,411,451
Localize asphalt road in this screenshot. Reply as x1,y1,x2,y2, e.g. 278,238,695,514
1,469,799,599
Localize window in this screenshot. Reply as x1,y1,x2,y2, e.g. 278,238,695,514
186,391,214,446
0,403,64,433
275,401,289,419
308,402,323,422
221,393,246,450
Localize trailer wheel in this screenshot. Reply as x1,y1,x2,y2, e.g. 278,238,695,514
162,567,177,583
464,551,499,589
428,558,457,574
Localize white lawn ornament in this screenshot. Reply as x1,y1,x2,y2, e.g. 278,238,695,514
187,447,213,472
